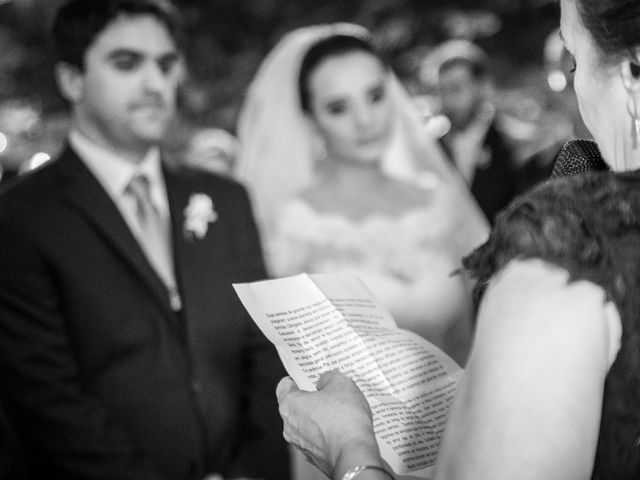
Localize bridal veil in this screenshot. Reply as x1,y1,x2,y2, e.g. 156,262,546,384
236,23,489,243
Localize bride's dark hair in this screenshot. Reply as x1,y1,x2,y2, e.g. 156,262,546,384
298,33,387,113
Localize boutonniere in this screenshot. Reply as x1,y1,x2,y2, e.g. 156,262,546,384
183,193,217,240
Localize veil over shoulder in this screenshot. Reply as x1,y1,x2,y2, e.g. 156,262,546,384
236,23,489,245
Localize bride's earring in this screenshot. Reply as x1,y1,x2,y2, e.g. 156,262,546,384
306,120,328,162
314,137,328,162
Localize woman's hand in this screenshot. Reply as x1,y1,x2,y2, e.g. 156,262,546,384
276,371,381,478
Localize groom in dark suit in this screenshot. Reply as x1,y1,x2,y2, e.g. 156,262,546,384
0,1,289,479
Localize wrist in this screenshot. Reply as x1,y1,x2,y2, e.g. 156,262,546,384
332,437,383,480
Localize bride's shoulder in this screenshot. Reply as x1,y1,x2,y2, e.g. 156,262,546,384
382,175,440,209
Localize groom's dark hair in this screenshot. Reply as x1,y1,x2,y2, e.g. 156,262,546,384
50,0,182,71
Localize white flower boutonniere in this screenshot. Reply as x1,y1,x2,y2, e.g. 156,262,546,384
183,193,217,240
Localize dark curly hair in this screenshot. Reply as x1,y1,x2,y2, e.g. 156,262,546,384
464,171,640,310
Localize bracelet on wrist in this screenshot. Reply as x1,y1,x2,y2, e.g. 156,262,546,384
341,464,394,480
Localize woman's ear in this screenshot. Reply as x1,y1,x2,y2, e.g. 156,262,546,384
622,57,640,95
622,57,640,148
54,62,84,103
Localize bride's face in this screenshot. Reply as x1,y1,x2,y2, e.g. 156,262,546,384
307,51,395,165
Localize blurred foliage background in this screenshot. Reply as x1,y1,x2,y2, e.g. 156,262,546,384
0,0,572,175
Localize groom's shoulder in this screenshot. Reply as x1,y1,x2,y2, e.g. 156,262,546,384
0,155,63,208
165,161,249,199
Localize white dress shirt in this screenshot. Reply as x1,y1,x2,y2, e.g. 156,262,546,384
68,130,171,245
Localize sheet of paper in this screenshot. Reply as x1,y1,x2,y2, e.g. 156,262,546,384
234,273,462,478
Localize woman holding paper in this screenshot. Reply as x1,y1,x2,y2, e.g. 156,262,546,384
237,24,489,365
276,0,640,478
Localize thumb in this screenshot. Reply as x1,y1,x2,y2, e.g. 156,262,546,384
276,376,298,402
316,370,343,390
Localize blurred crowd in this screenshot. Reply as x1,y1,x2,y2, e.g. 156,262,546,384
0,1,580,189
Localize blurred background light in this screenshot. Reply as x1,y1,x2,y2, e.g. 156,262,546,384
547,69,567,92
27,151,50,170
0,132,7,153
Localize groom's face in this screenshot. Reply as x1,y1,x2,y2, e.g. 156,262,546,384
65,13,182,154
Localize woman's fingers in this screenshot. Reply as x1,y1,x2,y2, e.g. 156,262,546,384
275,370,377,474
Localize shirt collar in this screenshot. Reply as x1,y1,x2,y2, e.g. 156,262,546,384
69,129,165,203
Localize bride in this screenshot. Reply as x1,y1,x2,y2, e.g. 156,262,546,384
236,23,489,366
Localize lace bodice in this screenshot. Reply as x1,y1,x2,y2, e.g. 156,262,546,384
269,199,470,280
266,194,483,358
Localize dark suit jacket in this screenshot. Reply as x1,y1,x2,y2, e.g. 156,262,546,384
441,121,519,225
0,146,289,480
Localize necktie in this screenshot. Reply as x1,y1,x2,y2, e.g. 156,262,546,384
126,174,181,310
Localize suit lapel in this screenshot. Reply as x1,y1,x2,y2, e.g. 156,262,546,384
165,166,199,314
164,166,220,325
57,147,176,316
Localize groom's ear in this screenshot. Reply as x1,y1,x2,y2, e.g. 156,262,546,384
55,61,84,104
